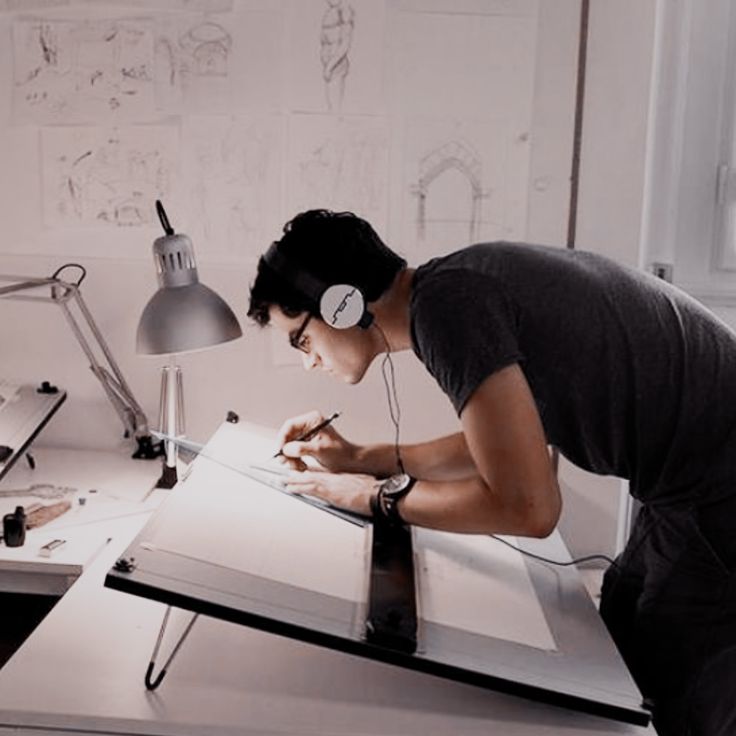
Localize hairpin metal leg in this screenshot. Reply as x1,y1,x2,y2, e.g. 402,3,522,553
145,605,199,691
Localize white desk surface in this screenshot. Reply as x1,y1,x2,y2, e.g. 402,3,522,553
0,446,160,594
0,443,655,736
0,529,655,736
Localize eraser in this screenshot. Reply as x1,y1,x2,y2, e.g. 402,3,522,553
38,539,66,558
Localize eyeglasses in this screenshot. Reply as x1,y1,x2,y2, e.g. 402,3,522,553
289,313,313,353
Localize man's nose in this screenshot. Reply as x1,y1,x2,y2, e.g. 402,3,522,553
301,350,319,371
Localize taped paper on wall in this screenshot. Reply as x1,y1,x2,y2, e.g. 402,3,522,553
41,125,179,229
288,0,386,114
396,117,531,260
154,7,284,115
287,113,389,234
12,19,156,124
182,115,283,260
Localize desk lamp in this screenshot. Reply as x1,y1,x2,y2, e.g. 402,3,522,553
137,201,242,488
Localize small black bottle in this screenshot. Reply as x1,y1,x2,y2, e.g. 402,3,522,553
3,506,26,547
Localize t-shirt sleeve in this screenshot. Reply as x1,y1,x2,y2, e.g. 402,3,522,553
411,269,523,415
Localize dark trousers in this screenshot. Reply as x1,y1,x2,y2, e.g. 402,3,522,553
600,497,736,736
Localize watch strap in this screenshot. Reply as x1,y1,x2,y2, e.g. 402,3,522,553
373,476,416,526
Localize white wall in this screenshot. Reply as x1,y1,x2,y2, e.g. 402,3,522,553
556,0,657,559
0,0,666,562
0,0,579,452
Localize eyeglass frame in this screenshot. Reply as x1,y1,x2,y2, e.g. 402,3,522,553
289,312,313,353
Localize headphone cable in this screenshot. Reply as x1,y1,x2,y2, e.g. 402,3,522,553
374,324,405,474
370,327,616,571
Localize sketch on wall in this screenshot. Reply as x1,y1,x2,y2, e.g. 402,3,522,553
414,139,486,242
287,113,389,233
179,20,232,77
320,0,355,111
397,118,530,260
154,7,283,114
182,115,283,260
1,0,69,12
12,19,156,124
80,0,233,10
42,126,178,229
289,0,385,114
389,4,538,260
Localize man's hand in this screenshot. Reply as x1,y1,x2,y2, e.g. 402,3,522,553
276,410,363,473
284,470,380,517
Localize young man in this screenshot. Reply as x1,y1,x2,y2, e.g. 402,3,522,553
248,209,736,736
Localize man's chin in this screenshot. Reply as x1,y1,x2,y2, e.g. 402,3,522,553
343,369,365,385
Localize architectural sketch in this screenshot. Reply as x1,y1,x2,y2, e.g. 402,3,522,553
179,21,232,77
153,8,282,115
320,0,355,111
398,117,529,259
182,116,282,260
412,139,486,241
288,114,389,232
42,126,178,229
13,19,156,124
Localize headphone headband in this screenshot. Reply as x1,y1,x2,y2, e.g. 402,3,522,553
263,243,373,330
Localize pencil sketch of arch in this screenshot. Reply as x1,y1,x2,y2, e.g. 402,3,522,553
413,140,485,241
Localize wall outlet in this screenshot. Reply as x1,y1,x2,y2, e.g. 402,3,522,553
650,262,673,282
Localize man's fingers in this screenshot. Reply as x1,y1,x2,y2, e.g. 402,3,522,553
279,456,307,472
276,410,324,447
281,439,322,459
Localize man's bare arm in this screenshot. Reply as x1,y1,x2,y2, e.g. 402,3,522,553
398,364,561,537
357,433,477,480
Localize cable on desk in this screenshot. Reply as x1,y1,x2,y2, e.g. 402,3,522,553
490,534,618,569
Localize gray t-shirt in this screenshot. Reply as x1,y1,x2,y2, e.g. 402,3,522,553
410,242,736,506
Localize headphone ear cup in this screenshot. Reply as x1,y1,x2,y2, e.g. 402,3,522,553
320,284,367,329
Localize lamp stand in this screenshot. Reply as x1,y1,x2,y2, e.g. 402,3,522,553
157,360,184,489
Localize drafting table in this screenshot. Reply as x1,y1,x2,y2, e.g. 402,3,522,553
0,511,655,736
0,446,160,594
0,382,66,482
105,421,649,727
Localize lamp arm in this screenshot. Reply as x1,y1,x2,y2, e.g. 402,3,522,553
0,272,159,460
55,283,150,437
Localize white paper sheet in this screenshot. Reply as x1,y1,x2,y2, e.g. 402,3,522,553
81,0,234,11
287,0,386,114
143,424,369,603
154,6,284,115
144,423,557,651
12,19,156,124
287,113,389,233
389,6,538,119
415,528,557,651
181,115,284,260
394,117,530,261
396,0,537,16
0,0,68,10
41,125,179,229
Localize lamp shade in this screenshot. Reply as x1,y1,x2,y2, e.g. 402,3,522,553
137,232,242,355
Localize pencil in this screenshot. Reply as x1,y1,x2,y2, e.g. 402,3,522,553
273,412,341,458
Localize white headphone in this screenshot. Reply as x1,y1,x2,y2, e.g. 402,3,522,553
263,243,374,330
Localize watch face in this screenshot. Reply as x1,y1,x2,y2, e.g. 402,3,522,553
382,473,411,497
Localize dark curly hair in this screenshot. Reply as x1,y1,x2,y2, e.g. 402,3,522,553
248,210,406,326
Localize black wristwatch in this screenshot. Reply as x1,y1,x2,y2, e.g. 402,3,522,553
371,473,417,526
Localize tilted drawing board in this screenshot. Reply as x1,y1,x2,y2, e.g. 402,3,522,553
105,421,649,727
0,383,66,481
